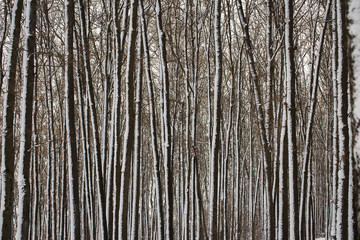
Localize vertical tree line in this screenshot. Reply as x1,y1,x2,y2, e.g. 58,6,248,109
0,0,359,239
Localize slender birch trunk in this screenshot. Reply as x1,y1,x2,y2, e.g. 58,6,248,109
284,0,299,238
209,0,222,238
16,0,36,238
335,0,350,238
330,0,339,237
130,29,143,240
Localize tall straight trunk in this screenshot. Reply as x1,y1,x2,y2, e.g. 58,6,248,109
299,2,331,238
183,3,190,239
43,25,52,240
101,19,111,240
59,120,67,240
0,0,24,238
130,29,143,240
249,117,254,239
284,0,299,239
278,102,289,240
330,0,338,236
100,24,111,185
191,2,200,238
222,3,235,237
265,1,276,238
209,0,222,238
118,0,138,238
16,0,36,238
348,84,357,239
64,0,81,238
265,0,274,164
233,45,243,240
335,0,350,239
154,1,174,238
31,74,39,240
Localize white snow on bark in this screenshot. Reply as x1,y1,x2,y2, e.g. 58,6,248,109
350,0,360,155
350,1,360,236
16,0,33,238
0,0,23,238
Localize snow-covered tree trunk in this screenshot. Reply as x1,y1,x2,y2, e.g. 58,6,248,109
130,27,143,240
335,0,350,238
330,0,339,237
192,3,201,237
44,61,53,240
64,0,81,238
118,0,138,238
16,0,36,238
349,0,360,236
30,78,39,240
265,1,276,238
0,0,24,238
284,0,299,239
58,118,67,240
265,0,274,174
183,3,191,239
209,0,222,238
279,102,289,240
347,85,357,239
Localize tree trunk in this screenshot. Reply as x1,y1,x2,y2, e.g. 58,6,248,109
335,0,350,239
16,0,36,238
64,0,81,238
0,0,24,238
209,0,222,238
118,0,138,238
284,0,299,239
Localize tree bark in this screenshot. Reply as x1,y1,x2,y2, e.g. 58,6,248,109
118,0,138,238
0,0,24,238
16,0,36,238
64,0,81,238
335,0,350,239
209,0,222,238
284,0,299,239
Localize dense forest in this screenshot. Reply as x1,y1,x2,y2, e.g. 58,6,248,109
0,0,360,239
